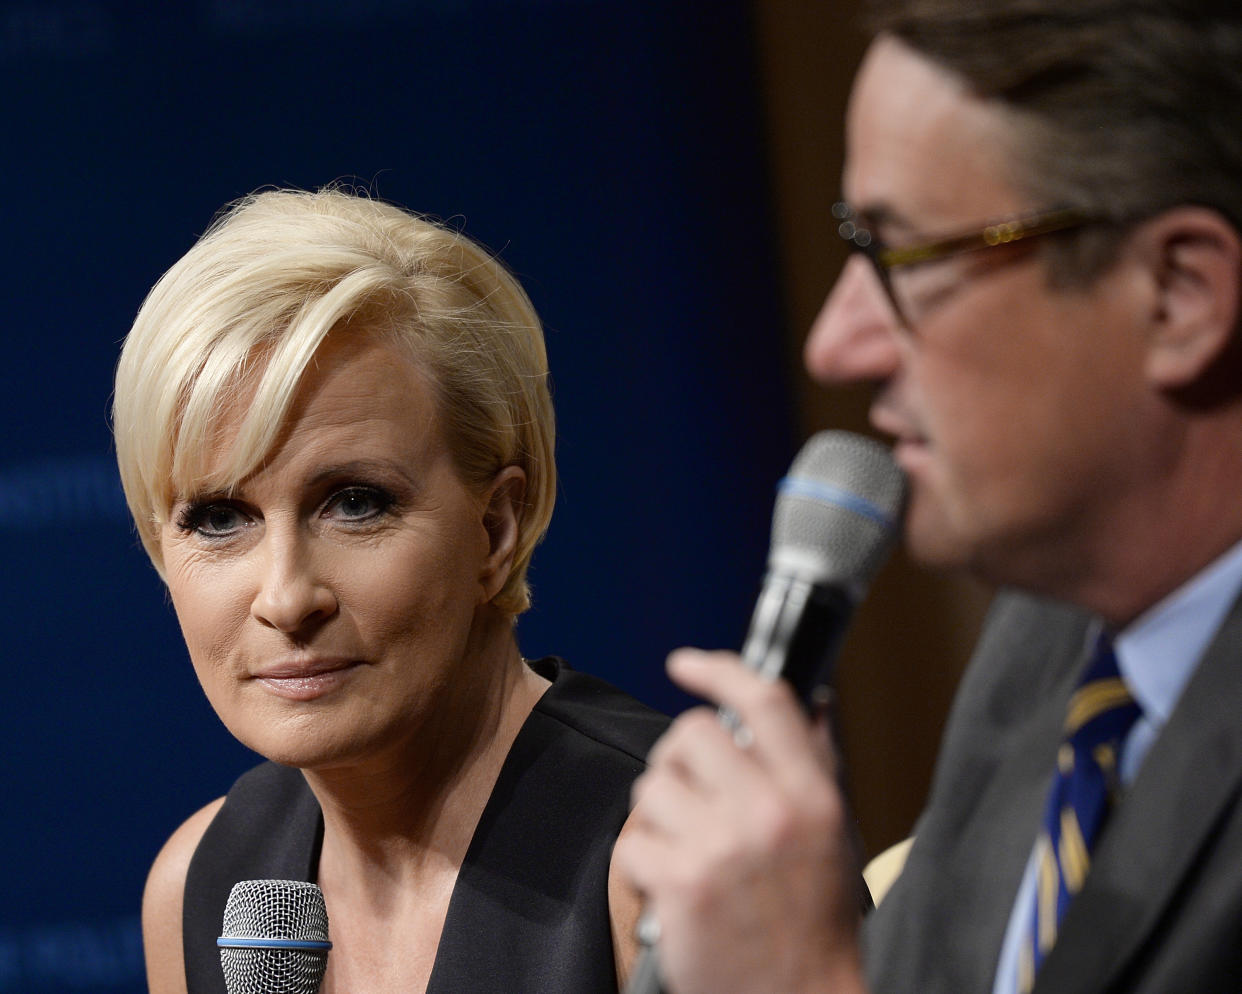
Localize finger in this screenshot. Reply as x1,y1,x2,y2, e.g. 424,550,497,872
645,707,763,794
612,812,679,895
628,764,708,838
667,648,839,786
808,703,838,770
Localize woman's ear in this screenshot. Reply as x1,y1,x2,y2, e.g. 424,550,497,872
1140,207,1242,390
478,465,526,602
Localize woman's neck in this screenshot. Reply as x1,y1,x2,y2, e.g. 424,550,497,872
306,610,551,994
305,609,549,887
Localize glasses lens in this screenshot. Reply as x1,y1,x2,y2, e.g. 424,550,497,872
887,265,950,325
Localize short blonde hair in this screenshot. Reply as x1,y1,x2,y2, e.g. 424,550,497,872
113,187,556,616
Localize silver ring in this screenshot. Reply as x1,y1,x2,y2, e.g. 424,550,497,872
635,908,662,946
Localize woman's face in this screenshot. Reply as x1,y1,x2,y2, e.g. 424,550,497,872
159,333,520,770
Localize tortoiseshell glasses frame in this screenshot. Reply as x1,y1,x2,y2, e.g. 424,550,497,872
832,202,1098,325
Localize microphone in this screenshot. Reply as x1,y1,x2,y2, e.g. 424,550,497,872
624,430,906,994
217,878,332,994
736,430,906,708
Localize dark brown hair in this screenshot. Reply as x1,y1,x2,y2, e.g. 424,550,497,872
867,0,1242,279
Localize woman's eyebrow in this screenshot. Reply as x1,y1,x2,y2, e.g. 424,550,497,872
305,459,418,487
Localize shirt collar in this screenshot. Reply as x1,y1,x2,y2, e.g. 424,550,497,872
1114,538,1242,726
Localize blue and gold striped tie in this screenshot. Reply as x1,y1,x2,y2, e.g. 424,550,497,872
1019,632,1141,992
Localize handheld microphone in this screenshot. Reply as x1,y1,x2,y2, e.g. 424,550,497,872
737,430,906,707
624,430,906,994
217,878,332,994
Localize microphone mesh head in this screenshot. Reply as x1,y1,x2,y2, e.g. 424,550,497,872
220,879,330,994
770,431,906,594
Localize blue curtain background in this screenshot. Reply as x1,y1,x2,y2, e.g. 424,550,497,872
1,1,795,989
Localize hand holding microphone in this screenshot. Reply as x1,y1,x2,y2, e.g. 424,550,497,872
619,431,905,994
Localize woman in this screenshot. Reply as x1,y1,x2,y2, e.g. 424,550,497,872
114,188,668,993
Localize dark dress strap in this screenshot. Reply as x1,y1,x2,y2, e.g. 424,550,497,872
183,761,322,993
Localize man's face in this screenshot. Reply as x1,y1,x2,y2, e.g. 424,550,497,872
806,35,1158,593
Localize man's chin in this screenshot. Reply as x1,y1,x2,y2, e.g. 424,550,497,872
901,504,973,574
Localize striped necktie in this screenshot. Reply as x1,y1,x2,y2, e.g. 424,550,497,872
1019,631,1141,992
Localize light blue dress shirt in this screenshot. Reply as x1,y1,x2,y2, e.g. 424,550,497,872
991,538,1242,994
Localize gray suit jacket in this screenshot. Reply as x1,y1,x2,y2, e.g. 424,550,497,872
862,589,1242,993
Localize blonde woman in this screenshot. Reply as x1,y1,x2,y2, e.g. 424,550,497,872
116,188,666,993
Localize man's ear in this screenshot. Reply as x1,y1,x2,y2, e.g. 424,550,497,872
478,465,526,603
1141,207,1242,390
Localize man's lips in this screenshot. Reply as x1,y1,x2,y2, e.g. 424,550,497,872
871,409,927,451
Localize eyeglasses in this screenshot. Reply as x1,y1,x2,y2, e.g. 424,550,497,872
832,202,1098,325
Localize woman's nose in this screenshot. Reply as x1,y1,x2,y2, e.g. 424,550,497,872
803,255,904,385
250,532,338,635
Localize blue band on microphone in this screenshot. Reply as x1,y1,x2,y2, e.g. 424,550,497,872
217,937,333,951
777,476,898,530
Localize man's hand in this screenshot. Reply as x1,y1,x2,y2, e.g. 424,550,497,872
614,649,869,994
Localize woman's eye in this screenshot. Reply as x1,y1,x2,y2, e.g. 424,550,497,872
325,487,392,522
178,502,250,537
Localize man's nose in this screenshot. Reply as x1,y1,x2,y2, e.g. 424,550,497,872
803,255,903,385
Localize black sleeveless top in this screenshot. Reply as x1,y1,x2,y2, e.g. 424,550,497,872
182,658,669,993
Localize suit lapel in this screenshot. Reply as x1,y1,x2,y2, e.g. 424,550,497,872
1033,592,1242,994
868,593,1092,994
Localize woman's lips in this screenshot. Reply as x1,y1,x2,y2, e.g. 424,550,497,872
253,659,361,701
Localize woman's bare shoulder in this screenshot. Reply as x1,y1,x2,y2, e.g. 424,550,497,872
142,797,227,994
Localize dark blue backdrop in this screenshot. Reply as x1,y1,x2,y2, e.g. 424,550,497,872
1,1,795,989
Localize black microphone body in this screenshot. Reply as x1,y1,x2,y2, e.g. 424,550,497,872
624,430,906,994
740,571,854,710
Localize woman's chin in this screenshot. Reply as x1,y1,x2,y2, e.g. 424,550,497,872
222,711,381,771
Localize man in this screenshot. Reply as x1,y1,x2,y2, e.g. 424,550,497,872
615,1,1242,992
